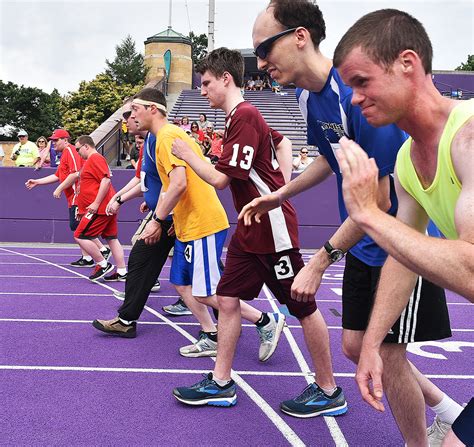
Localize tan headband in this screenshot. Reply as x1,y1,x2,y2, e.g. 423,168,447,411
132,98,167,113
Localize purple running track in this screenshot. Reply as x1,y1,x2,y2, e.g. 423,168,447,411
0,245,473,446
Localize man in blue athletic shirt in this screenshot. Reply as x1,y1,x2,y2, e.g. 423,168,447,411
243,1,462,444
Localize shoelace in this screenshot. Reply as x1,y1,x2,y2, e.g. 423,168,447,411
257,323,274,342
295,383,321,403
193,373,215,389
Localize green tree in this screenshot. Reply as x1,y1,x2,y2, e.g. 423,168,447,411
455,54,474,71
0,81,63,141
189,32,208,65
61,73,140,137
105,35,149,86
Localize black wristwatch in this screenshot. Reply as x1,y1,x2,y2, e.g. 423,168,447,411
116,196,123,205
152,213,166,225
324,241,344,263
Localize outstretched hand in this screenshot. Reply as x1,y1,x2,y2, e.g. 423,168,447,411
355,345,385,412
238,193,283,226
335,136,380,224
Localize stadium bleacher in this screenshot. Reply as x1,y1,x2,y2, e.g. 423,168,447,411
168,88,316,156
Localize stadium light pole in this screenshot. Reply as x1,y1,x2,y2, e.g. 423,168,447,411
168,0,172,29
208,0,215,51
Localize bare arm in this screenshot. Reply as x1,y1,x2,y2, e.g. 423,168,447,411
274,136,292,183
139,166,187,245
336,134,474,299
54,172,79,198
106,176,141,215
171,139,231,190
238,154,333,226
25,174,59,189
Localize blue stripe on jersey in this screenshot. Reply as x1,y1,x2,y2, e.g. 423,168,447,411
296,67,408,267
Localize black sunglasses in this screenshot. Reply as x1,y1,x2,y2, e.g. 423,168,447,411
253,27,297,59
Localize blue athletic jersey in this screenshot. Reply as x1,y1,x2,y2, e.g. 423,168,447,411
296,67,408,266
142,132,171,221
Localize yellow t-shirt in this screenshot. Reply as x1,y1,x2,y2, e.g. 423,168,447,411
155,123,229,242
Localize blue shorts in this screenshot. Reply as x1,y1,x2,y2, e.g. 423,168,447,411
170,229,227,297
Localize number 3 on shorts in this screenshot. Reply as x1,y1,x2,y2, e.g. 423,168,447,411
274,255,294,280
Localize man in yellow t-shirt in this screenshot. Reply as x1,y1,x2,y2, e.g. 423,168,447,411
11,130,40,167
130,88,284,360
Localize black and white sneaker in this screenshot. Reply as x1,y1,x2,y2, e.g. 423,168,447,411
89,263,114,282
103,271,127,282
101,247,111,261
70,257,94,267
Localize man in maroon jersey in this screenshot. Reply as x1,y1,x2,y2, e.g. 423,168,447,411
25,129,110,265
73,135,127,282
171,48,346,416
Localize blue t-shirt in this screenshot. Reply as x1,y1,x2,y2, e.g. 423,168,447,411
141,132,171,221
296,67,407,266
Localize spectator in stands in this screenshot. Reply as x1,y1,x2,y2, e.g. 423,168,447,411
35,136,50,169
292,147,314,172
246,77,256,91
126,134,143,170
180,115,191,132
207,129,223,164
271,79,281,93
121,119,131,161
0,143,4,166
263,75,271,89
172,118,181,126
198,113,210,130
190,121,205,152
10,130,40,167
254,75,264,91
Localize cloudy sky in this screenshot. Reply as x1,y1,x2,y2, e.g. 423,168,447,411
0,0,472,95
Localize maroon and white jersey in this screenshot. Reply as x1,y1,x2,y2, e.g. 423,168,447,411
215,101,299,254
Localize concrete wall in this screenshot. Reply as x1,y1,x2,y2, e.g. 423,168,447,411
0,167,340,249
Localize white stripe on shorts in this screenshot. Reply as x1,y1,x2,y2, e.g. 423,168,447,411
398,276,422,343
191,234,221,297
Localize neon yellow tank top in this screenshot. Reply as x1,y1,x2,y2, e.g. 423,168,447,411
396,99,473,240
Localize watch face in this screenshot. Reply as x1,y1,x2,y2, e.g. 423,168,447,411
331,250,344,262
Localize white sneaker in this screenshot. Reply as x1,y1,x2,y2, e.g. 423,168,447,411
151,280,161,293
256,312,286,362
427,416,451,447
179,331,217,358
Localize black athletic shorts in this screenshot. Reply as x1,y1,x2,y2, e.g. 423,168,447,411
69,205,79,231
453,398,474,446
342,252,452,343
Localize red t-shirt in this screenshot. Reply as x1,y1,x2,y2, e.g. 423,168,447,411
77,152,115,215
216,101,299,254
55,144,83,207
135,146,144,178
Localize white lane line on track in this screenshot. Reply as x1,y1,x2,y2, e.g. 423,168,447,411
262,284,348,447
1,365,472,381
3,319,474,333
0,247,305,447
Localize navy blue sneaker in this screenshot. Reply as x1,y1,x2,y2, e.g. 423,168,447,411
280,383,347,418
173,373,237,407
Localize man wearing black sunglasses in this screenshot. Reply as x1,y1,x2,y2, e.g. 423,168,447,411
244,0,460,442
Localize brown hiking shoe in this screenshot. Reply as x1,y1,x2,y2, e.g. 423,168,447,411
92,317,136,338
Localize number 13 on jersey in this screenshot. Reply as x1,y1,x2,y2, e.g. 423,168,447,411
229,144,255,170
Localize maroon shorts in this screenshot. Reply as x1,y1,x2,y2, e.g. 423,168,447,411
74,213,118,240
216,236,317,319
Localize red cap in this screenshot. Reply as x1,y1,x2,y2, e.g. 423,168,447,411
49,129,70,140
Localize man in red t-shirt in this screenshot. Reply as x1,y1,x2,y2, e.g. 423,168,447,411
73,135,127,282
25,128,111,265
170,48,345,415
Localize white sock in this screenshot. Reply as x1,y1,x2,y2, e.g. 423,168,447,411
119,317,133,326
430,393,463,425
83,256,92,261
213,376,231,387
320,385,337,397
98,259,108,268
117,268,127,276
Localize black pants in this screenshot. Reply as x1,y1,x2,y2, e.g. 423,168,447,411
118,220,175,321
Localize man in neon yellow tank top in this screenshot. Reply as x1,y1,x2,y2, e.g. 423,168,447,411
332,9,473,447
